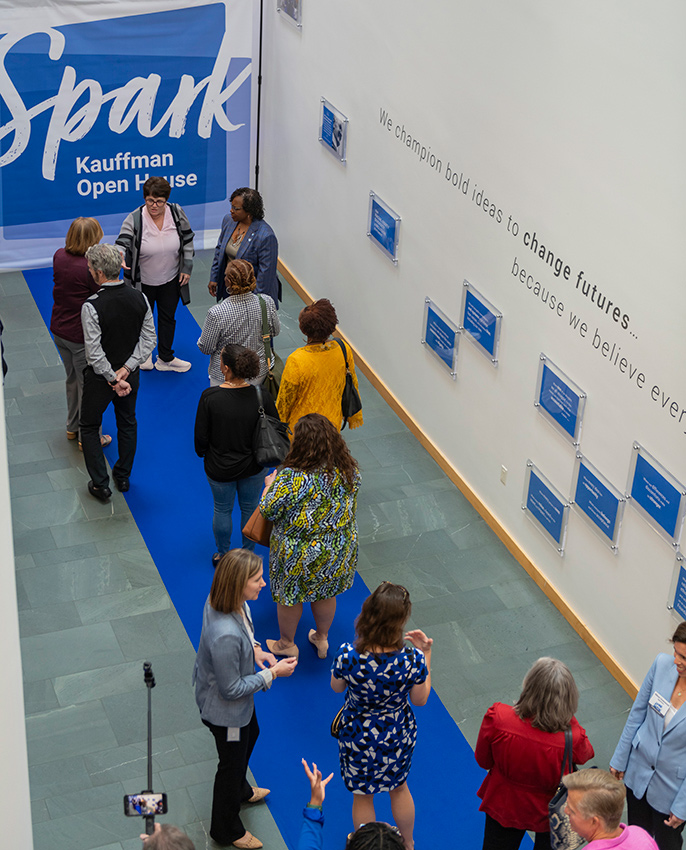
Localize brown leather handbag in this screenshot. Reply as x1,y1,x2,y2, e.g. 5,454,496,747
242,506,273,547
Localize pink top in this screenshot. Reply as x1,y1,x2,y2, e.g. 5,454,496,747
139,205,179,286
588,825,659,850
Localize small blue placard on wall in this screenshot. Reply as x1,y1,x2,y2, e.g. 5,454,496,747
535,355,586,446
319,98,347,162
461,281,502,365
628,444,686,545
572,455,624,550
523,461,569,554
672,561,686,621
368,192,400,265
422,297,459,378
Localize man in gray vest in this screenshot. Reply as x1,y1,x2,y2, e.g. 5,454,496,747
80,244,156,501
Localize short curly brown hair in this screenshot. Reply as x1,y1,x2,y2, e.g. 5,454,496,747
299,299,338,342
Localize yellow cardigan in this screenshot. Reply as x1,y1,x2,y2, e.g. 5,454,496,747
276,340,363,435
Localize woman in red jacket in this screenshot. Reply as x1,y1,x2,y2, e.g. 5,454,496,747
475,657,594,850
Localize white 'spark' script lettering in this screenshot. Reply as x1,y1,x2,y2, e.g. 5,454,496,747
0,28,251,180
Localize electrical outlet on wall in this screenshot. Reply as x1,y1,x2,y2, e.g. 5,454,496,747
500,465,508,485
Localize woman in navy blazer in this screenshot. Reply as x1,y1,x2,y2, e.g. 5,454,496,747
208,187,280,305
194,550,297,849
611,622,686,850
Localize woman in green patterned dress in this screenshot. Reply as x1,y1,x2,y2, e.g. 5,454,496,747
259,413,360,659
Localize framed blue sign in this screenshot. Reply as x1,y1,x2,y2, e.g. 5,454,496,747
367,191,400,265
670,554,686,621
422,297,459,379
461,281,502,365
571,454,625,551
523,461,570,554
534,355,586,446
277,0,302,29
319,98,347,162
627,443,686,546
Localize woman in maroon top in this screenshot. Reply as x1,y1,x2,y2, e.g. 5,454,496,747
475,657,594,850
50,217,110,447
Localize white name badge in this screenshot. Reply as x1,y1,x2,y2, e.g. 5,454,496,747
227,727,241,742
649,691,670,717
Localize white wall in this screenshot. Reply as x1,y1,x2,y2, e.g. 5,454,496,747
0,373,34,850
259,1,686,684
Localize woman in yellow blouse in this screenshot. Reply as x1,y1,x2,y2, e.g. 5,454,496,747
276,299,363,433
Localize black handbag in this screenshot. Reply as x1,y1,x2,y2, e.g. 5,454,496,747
549,729,584,850
258,296,283,401
253,385,291,468
333,338,362,428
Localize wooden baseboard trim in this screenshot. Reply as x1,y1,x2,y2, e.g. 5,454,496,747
278,259,638,699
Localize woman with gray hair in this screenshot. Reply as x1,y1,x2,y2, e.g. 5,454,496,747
475,657,594,850
564,769,658,848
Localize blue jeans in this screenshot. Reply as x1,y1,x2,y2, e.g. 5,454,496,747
206,471,264,553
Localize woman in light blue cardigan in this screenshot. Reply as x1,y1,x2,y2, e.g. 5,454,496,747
610,622,686,850
194,550,297,849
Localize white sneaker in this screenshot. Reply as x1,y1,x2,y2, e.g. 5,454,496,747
140,354,154,371
155,356,191,373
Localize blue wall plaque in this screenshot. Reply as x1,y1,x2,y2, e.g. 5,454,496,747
525,465,567,547
539,364,580,439
422,298,458,376
463,287,497,357
367,192,400,263
574,458,621,544
673,564,686,621
631,452,682,539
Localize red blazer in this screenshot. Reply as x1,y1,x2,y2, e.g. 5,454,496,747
475,702,594,832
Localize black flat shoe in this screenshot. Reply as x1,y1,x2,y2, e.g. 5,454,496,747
212,553,222,569
114,477,129,492
88,481,112,502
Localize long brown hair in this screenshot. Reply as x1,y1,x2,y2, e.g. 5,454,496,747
354,582,411,653
282,413,359,488
210,550,262,614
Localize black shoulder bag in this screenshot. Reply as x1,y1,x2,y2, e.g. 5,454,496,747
549,729,584,850
333,338,362,428
253,385,291,468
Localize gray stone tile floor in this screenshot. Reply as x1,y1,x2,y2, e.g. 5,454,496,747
3,253,633,850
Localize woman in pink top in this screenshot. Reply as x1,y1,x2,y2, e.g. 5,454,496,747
116,176,195,373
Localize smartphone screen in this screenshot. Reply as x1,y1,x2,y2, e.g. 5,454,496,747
123,793,168,816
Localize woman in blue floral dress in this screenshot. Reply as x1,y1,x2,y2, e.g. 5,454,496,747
331,582,433,850
259,413,360,658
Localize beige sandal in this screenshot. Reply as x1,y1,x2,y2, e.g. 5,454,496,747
266,638,299,658
308,629,329,659
233,832,263,849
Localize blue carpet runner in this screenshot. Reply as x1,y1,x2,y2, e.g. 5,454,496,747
25,267,491,849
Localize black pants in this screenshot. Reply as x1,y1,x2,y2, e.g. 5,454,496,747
142,277,179,362
203,711,259,845
80,366,139,488
482,814,552,850
628,787,685,850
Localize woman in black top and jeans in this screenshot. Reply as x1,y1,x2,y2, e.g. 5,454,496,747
194,344,278,566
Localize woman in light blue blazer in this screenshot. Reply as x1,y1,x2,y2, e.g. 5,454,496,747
194,550,297,849
610,622,686,850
